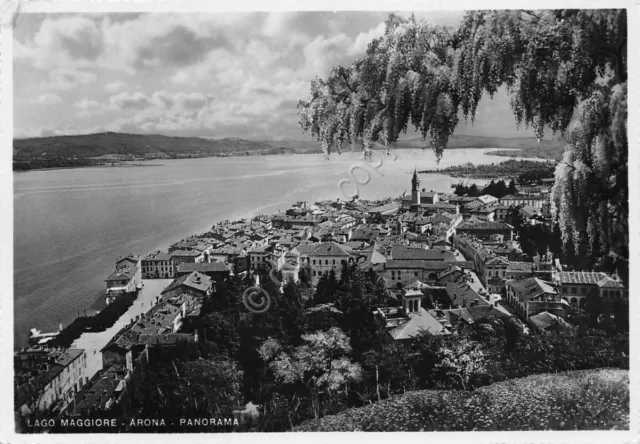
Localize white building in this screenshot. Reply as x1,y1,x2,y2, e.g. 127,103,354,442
15,347,88,415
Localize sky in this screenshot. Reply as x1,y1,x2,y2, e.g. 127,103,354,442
13,11,539,140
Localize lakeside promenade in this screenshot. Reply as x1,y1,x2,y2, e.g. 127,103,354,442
71,279,172,379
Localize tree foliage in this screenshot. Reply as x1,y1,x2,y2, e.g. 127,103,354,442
299,9,627,280
552,82,628,280
259,327,362,419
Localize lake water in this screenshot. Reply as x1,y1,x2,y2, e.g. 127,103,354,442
13,148,519,346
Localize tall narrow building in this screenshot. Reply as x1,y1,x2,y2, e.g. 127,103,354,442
411,167,421,205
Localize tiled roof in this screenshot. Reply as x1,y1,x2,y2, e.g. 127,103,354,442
467,304,512,321
508,277,557,302
391,246,456,261
105,264,137,282
458,221,513,231
102,328,140,352
528,311,568,330
445,282,487,307
386,260,459,270
72,365,127,413
309,242,351,257
446,196,478,204
429,214,453,224
161,271,213,295
463,200,486,210
477,194,498,203
137,333,195,346
428,308,475,327
170,249,202,258
437,265,462,278
597,275,625,289
176,262,231,274
116,254,140,265
485,256,509,266
506,261,533,272
368,202,401,213
389,308,449,339
554,271,624,288
501,194,545,201
471,207,496,214
293,243,320,255
143,251,172,261
419,203,457,210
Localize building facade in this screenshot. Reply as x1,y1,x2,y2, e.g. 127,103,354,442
505,277,565,320
553,271,627,308
308,242,353,286
15,347,88,415
141,251,174,279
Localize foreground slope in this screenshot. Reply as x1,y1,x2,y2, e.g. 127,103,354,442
296,369,628,431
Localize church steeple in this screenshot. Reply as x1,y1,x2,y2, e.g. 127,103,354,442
411,167,421,205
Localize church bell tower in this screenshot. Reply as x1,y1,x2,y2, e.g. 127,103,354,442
411,168,421,205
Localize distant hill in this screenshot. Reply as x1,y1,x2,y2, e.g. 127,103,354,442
13,132,288,160
13,132,565,161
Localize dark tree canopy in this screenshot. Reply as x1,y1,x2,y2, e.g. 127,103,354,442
298,9,627,280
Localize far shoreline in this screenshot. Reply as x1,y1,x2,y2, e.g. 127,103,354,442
12,146,556,173
13,163,166,173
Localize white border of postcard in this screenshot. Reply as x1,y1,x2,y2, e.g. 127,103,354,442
1,0,638,443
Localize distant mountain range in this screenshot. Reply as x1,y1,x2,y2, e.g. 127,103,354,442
13,132,566,161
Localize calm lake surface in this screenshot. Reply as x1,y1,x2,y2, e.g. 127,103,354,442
13,148,520,346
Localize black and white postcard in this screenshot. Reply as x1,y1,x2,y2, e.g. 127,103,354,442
2,0,637,442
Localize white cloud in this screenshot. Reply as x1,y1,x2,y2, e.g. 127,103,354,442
108,91,214,113
74,98,107,117
17,16,103,69
16,11,517,140
104,81,125,93
42,68,98,91
109,91,154,110
37,93,63,105
352,22,385,53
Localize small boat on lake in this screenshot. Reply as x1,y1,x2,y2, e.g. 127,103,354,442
29,325,62,345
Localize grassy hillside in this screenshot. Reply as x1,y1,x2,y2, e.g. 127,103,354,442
13,132,566,161
296,369,629,431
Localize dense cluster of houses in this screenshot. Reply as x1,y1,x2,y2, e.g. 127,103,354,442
15,347,88,416
15,170,627,419
68,270,215,415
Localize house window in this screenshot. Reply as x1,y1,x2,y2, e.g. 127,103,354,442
326,260,329,265
313,260,316,265
581,287,586,295
333,259,336,265
571,287,576,294
414,272,418,277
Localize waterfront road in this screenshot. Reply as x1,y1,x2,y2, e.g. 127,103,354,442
72,279,172,380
